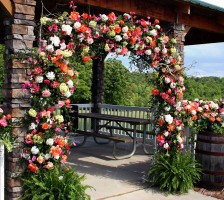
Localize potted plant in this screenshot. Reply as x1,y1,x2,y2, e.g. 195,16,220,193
181,99,224,187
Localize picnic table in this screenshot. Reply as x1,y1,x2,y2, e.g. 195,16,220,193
73,112,153,159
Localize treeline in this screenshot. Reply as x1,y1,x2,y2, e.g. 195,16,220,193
0,44,223,105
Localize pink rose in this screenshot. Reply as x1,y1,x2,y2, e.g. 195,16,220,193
42,90,51,97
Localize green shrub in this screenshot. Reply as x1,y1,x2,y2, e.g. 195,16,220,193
20,165,91,200
148,152,202,194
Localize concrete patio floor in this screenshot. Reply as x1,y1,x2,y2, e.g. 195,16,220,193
67,138,216,200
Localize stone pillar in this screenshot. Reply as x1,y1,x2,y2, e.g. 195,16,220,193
173,24,185,65
3,0,36,199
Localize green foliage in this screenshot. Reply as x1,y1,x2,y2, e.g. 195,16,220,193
184,76,224,100
148,152,202,194
20,165,91,200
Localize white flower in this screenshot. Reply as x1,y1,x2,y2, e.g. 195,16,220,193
29,123,37,130
101,14,108,21
170,82,176,89
123,13,131,19
45,153,51,160
164,77,170,84
164,106,170,111
155,24,160,30
60,43,66,50
162,48,167,54
164,114,173,124
35,76,43,83
204,105,209,110
115,48,122,54
46,44,54,52
163,131,169,137
62,24,72,35
194,98,199,102
210,101,219,109
177,135,183,143
198,107,203,112
145,49,152,55
59,176,63,180
123,33,129,40
67,80,74,88
176,126,182,131
64,90,72,98
149,29,157,36
122,26,129,33
50,35,60,47
31,146,39,155
163,143,169,149
46,72,55,80
46,138,54,146
191,110,197,115
115,35,122,42
55,115,64,123
74,22,81,29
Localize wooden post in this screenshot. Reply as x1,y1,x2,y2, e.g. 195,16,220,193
91,58,105,113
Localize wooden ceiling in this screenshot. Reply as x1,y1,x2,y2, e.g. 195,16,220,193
1,0,224,45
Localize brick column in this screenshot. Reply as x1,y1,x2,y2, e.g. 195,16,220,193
173,24,185,65
3,0,36,199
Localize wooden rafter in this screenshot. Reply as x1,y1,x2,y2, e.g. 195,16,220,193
0,0,13,17
75,0,224,34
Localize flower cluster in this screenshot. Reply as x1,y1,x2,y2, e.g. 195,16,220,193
180,99,224,134
22,1,186,172
0,108,13,152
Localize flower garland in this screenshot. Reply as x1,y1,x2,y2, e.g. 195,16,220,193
22,1,186,173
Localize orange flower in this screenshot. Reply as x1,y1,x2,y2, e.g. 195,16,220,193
42,123,50,130
151,60,159,67
44,161,54,170
59,63,68,73
151,40,157,47
55,136,66,147
82,56,91,62
82,13,89,20
135,27,142,36
108,12,116,22
37,155,45,164
61,155,67,164
177,92,183,99
119,20,124,25
192,115,198,121
154,19,160,24
28,163,38,173
78,24,87,33
152,88,159,96
65,99,71,105
129,36,137,44
168,124,175,131
157,119,165,126
50,145,62,158
216,117,221,122
70,11,80,20
6,114,12,120
114,24,121,34
157,135,165,143
209,117,215,122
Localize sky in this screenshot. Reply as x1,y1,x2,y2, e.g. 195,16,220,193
113,0,224,77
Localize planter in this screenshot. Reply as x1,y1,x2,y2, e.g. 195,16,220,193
195,131,224,187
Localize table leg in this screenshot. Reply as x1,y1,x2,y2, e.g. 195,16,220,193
112,125,137,159
93,119,111,144
73,118,87,147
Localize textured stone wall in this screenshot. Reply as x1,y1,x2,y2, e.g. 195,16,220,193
3,0,36,199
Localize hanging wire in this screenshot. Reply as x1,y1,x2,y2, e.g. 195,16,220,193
38,0,44,48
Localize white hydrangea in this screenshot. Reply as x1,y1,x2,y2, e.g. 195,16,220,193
62,24,72,35
164,106,170,111
46,72,55,80
46,138,54,146
164,77,171,84
155,24,160,30
64,90,72,98
149,29,157,36
31,146,39,155
177,135,183,143
45,153,51,160
73,22,81,29
29,123,37,130
50,35,60,47
115,48,122,54
163,131,169,137
46,44,54,52
145,49,152,55
122,26,129,33
35,76,43,83
115,35,122,42
67,80,74,88
163,143,169,149
164,114,173,124
170,82,176,89
191,110,197,115
60,42,66,50
162,48,167,54
101,14,108,21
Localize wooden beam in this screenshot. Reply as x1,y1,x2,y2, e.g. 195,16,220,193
184,26,191,37
75,0,224,34
0,0,13,16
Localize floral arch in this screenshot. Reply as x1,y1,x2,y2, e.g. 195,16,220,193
19,1,191,195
